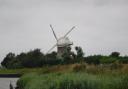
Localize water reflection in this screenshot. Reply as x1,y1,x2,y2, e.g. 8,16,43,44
0,78,18,89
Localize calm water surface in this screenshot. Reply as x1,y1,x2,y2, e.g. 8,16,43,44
0,78,19,89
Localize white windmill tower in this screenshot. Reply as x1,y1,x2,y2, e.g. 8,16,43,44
47,25,75,58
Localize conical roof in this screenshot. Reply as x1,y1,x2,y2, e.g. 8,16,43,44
57,37,73,47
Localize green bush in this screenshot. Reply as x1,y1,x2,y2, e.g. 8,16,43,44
100,57,117,64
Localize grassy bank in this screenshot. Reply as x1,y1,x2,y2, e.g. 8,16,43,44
1,63,128,74
0,68,43,74
0,64,73,74
16,63,128,89
17,72,128,89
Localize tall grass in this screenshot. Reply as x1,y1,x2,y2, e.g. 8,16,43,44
17,72,128,89
1,63,128,74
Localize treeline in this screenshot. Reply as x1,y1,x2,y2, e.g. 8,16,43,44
85,52,128,65
1,47,84,69
1,48,128,69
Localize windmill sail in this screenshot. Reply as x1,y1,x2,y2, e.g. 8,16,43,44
50,25,58,41
63,26,75,38
47,44,57,53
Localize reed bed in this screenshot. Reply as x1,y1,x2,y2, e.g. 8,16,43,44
17,72,128,89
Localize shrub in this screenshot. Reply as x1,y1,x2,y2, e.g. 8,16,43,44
100,57,117,64
110,52,120,57
85,55,101,65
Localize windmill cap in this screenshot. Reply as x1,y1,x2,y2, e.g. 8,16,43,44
57,37,73,47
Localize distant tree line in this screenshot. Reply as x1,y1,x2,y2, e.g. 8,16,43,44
1,47,128,69
85,52,128,65
1,46,84,69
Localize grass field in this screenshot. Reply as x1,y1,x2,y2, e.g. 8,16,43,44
1,63,128,74
16,63,128,89
0,64,73,74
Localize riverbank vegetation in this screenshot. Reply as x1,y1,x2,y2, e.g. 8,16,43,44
0,62,128,75
1,47,128,89
16,63,128,89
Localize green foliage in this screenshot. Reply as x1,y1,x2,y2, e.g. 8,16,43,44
61,46,75,64
1,53,15,68
85,55,101,65
75,46,84,60
16,73,38,89
1,48,128,69
17,72,128,89
1,49,60,68
85,54,128,65
119,56,128,63
100,57,117,64
21,49,44,67
45,52,61,65
110,52,120,57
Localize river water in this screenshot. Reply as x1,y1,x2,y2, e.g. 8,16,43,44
0,78,19,89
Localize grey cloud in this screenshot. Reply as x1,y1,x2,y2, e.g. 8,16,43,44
0,0,128,62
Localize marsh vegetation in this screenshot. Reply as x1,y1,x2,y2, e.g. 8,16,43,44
16,63,128,89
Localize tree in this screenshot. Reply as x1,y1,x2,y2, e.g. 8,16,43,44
110,52,120,57
61,46,74,64
1,53,15,68
16,52,27,67
85,55,101,65
45,51,57,59
45,51,60,65
75,46,84,60
22,49,44,68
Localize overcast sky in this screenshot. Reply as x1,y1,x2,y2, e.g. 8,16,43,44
0,0,128,62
